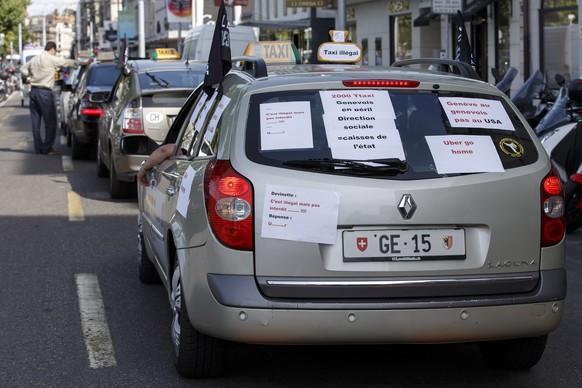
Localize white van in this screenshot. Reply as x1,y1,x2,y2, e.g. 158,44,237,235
181,24,258,61
19,46,44,107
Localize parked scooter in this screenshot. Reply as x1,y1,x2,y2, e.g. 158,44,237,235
494,67,518,96
0,80,7,101
513,71,565,128
536,84,582,233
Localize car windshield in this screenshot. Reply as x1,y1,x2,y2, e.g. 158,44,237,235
245,90,538,179
87,65,121,87
138,70,204,90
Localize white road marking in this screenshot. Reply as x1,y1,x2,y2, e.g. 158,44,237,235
62,155,74,171
75,273,117,369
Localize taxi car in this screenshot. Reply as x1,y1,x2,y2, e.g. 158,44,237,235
130,40,566,377
68,52,121,159
96,48,206,198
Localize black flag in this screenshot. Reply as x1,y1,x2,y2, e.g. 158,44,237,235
202,0,232,95
116,35,128,71
454,11,476,70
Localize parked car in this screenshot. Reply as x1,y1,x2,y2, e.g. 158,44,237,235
59,65,86,141
97,49,206,198
68,56,121,159
129,45,566,377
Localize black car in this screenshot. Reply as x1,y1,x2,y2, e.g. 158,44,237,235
67,60,121,159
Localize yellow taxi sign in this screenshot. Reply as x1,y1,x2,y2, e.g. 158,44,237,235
97,51,116,62
152,48,180,60
77,50,93,59
243,41,301,64
317,30,362,64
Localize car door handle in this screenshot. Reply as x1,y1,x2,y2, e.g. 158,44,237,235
166,187,175,196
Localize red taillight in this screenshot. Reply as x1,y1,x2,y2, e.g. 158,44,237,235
541,168,565,246
81,107,103,118
122,107,143,134
342,80,420,88
205,161,253,250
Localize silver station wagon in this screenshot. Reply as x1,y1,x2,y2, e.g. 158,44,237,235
131,50,567,377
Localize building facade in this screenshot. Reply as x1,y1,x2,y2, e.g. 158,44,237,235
25,0,582,93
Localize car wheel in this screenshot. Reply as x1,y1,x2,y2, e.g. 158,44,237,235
171,257,226,378
109,153,133,198
137,214,160,284
478,334,548,370
71,133,89,160
96,139,109,178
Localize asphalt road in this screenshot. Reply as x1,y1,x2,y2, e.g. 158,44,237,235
0,91,580,387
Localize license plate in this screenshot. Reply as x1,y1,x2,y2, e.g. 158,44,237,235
343,229,466,262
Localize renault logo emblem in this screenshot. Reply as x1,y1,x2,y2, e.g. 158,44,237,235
398,194,417,219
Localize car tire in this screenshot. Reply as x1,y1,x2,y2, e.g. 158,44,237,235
137,215,160,284
96,139,109,178
478,334,548,370
109,155,133,199
71,133,90,160
171,257,226,378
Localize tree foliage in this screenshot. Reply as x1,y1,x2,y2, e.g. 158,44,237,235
0,0,30,57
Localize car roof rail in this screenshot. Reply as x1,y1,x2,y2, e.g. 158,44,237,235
391,58,481,81
232,56,268,79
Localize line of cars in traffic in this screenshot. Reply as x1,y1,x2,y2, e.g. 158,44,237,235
59,49,206,198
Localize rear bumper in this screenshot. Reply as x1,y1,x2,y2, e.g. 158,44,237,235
72,121,99,145
182,269,566,344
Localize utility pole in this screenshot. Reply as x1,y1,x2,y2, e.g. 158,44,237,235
138,0,145,57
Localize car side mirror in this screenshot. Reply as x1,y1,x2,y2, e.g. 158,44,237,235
120,136,160,155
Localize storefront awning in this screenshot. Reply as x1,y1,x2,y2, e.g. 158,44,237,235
463,0,495,17
413,9,439,27
414,0,493,26
239,19,311,30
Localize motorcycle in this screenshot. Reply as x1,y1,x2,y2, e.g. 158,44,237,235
512,71,565,128
0,80,7,101
536,83,582,233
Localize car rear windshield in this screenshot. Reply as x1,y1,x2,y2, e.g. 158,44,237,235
138,71,204,90
87,65,121,87
245,90,538,179
141,90,193,107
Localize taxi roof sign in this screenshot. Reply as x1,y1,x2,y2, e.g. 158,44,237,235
152,48,180,60
243,41,301,64
317,30,362,64
96,51,116,62
77,50,93,59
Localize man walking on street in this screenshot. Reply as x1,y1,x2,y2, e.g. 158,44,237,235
20,41,89,155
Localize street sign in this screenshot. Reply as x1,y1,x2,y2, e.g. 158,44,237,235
431,0,462,14
285,0,334,7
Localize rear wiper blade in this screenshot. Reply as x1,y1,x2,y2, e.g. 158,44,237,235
283,158,408,173
145,72,169,88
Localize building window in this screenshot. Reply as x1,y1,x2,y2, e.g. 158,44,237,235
375,37,382,65
362,38,368,65
541,0,579,85
494,1,511,79
390,14,412,63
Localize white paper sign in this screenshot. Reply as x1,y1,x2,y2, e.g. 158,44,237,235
426,135,505,174
176,166,196,217
260,102,314,150
261,184,340,244
189,94,208,124
325,128,406,160
319,90,396,118
439,97,515,130
194,90,217,132
319,90,405,160
205,95,231,142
